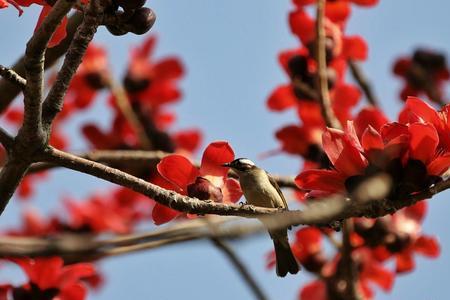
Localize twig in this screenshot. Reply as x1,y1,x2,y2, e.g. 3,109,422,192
211,238,268,300
340,219,362,300
315,0,341,129
42,0,108,131
0,12,83,113
0,65,26,89
348,60,379,107
108,79,153,149
293,78,319,100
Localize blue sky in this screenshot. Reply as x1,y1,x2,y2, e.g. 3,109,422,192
1,0,450,299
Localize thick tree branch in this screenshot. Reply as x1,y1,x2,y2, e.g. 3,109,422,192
315,0,341,129
348,60,379,107
42,0,107,130
20,0,75,142
0,65,26,89
0,13,83,113
0,1,75,214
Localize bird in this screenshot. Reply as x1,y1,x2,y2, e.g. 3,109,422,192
222,158,300,277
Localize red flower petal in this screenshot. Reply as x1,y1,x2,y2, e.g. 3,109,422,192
322,127,367,176
342,36,368,61
403,201,427,223
275,125,310,155
152,203,181,225
414,235,440,257
58,264,95,288
395,251,415,273
58,282,87,300
300,280,327,300
354,107,389,137
362,126,384,152
325,1,351,23
35,5,68,48
172,129,203,153
403,97,441,126
157,155,199,191
289,9,315,44
200,141,234,179
427,154,450,175
351,0,379,6
222,178,242,203
362,262,394,291
153,57,184,80
295,169,345,193
393,57,411,76
267,85,297,111
408,123,439,163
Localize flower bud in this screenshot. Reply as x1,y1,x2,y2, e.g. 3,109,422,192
187,177,223,202
128,7,156,35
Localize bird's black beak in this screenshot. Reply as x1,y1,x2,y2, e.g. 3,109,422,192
222,162,232,168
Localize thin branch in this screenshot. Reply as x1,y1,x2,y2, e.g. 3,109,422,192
26,149,299,188
293,78,319,100
348,60,379,107
340,219,362,300
108,79,153,149
0,12,83,113
315,0,341,129
0,65,26,89
42,0,107,130
211,238,268,300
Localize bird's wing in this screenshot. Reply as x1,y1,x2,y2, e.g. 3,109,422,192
267,172,288,210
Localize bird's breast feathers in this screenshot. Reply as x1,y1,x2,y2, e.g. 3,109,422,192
239,170,285,209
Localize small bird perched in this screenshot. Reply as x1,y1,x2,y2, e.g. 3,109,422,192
223,158,300,277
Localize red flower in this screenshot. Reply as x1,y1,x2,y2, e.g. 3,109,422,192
393,49,450,104
296,108,450,198
371,202,440,273
124,35,184,108
293,0,379,24
11,257,95,300
151,141,242,224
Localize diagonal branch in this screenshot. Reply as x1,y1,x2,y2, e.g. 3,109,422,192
211,238,268,300
20,0,75,142
348,60,379,107
42,0,108,131
0,65,26,89
26,149,298,188
315,0,341,129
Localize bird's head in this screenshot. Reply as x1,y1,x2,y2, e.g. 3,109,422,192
222,158,257,173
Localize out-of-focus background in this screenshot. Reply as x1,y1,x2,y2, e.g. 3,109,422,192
1,0,450,299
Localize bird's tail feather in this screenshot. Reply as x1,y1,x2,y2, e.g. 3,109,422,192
273,238,300,277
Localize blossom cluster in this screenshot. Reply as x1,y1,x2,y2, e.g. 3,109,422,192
265,0,450,299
